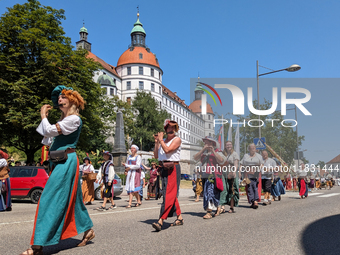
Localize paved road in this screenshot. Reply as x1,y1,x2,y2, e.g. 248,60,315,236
1,187,340,255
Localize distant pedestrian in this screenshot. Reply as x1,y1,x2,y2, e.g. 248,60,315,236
124,145,142,208
297,163,308,199
81,157,95,205
143,162,158,200
240,143,263,209
261,150,274,205
193,136,226,219
270,158,286,201
219,141,240,213
95,151,116,210
0,150,12,212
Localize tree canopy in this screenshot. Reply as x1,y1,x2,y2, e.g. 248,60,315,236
0,0,104,162
131,91,170,151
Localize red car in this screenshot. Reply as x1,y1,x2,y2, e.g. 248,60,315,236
9,166,49,203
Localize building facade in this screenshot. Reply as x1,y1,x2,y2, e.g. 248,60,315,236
76,13,214,168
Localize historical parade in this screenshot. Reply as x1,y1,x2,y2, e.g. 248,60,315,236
1,1,339,255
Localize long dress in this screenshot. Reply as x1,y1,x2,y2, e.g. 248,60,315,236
219,151,240,207
147,168,158,198
31,116,93,246
0,162,12,211
125,155,142,194
81,164,95,203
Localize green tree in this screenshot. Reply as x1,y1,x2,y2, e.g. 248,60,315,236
223,99,304,164
131,91,170,151
98,94,136,148
0,0,104,162
316,160,325,169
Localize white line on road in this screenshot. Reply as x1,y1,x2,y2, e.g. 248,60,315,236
295,193,322,197
0,202,200,226
316,193,340,198
0,220,34,226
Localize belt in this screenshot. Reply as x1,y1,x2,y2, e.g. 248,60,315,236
66,148,75,154
160,161,179,165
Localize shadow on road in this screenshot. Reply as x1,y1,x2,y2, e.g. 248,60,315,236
139,219,173,231
182,211,206,218
42,238,92,254
301,214,340,255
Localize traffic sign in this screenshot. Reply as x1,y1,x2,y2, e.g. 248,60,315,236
253,137,266,150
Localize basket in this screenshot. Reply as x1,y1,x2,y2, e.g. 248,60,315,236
87,172,97,181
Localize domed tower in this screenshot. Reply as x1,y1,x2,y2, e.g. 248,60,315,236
76,23,91,52
116,12,163,105
189,77,215,138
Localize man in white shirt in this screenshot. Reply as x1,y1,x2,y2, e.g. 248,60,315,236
261,151,275,205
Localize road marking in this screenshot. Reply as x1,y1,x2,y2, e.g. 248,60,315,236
0,202,200,226
0,220,34,226
295,193,322,197
89,202,199,216
317,193,340,198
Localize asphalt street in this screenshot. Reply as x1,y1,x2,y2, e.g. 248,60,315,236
1,186,340,255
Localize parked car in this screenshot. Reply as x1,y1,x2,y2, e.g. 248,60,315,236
9,166,49,203
181,174,193,180
93,170,123,200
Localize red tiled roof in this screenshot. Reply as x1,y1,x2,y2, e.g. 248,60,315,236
117,46,160,69
162,85,188,108
188,100,214,114
326,154,340,164
87,51,120,78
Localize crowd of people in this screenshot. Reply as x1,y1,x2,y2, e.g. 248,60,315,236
0,84,335,254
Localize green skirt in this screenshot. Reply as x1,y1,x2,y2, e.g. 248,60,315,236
219,174,239,207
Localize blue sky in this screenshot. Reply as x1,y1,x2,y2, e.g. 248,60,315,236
1,0,339,164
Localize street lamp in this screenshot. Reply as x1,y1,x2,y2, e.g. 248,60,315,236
256,61,301,140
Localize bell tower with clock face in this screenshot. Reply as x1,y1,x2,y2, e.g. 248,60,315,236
76,23,92,52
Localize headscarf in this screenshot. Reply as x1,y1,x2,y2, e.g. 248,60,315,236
51,85,85,110
131,145,139,151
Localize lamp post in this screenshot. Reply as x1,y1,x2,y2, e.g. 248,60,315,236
256,61,301,140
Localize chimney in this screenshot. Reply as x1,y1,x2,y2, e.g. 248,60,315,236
174,92,177,96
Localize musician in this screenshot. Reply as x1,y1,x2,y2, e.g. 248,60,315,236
193,136,226,219
152,119,183,231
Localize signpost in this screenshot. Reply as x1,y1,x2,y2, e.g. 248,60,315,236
253,137,266,150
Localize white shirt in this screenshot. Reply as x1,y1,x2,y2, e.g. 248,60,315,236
125,155,142,170
141,171,145,180
36,115,80,146
96,162,115,183
261,158,276,179
158,137,181,161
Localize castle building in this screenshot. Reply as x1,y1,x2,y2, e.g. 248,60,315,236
76,13,214,160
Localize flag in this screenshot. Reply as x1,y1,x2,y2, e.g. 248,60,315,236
218,126,223,150
227,118,232,142
234,124,240,157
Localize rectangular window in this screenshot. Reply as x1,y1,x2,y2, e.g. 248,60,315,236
159,86,161,94
127,97,131,105
151,83,155,91
208,115,211,120
139,53,143,59
139,81,144,90
139,66,143,75
209,124,211,129
110,88,114,95
127,66,131,75
127,81,131,90
151,68,154,77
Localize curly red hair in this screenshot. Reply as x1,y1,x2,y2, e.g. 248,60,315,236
61,89,85,110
